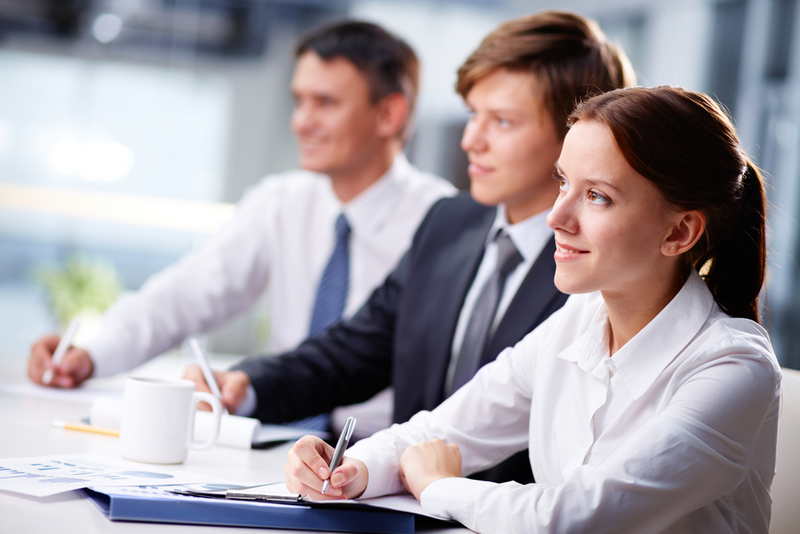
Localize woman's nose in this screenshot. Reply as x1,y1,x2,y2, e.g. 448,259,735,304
547,193,575,232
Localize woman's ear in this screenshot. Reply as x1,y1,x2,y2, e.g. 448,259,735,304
375,92,410,138
662,210,705,257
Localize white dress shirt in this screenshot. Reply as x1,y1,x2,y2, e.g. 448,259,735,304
347,270,781,533
84,154,455,377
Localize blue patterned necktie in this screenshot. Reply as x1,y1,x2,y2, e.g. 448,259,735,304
290,213,351,433
308,213,351,337
446,230,523,397
309,213,351,337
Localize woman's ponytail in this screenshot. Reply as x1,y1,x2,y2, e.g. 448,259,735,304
701,161,767,322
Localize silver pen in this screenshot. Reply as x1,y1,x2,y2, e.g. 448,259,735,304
321,416,356,495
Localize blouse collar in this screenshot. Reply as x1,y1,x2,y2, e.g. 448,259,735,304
563,270,716,399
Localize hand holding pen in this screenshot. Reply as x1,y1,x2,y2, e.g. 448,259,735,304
284,417,366,500
41,318,81,385
28,318,94,388
322,416,356,494
182,338,251,413
188,337,229,415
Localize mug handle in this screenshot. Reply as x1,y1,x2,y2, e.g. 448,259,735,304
187,391,222,451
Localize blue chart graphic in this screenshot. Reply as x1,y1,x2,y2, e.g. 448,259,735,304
0,456,187,497
119,471,174,479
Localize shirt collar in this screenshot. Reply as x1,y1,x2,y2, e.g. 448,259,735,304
339,153,413,235
487,204,553,263
560,270,715,399
559,296,610,368
611,270,715,398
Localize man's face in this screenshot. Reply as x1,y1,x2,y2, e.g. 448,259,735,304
290,51,384,180
461,69,563,224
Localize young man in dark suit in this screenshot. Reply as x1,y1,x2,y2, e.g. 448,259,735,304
187,11,635,482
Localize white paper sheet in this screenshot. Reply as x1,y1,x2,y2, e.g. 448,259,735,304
0,454,219,497
0,382,122,405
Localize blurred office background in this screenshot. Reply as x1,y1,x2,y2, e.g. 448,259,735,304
0,0,798,370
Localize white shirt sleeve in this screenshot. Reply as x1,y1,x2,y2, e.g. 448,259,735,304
346,342,537,500
82,155,455,380
83,179,279,377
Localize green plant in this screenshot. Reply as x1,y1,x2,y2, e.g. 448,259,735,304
34,254,125,326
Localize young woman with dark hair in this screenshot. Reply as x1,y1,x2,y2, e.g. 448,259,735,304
285,86,780,533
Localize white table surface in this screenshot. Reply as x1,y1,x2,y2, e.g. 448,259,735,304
0,351,465,533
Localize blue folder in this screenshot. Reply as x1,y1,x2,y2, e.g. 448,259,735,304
82,485,415,533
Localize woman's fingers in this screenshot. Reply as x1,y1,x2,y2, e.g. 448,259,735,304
285,436,339,498
284,436,368,500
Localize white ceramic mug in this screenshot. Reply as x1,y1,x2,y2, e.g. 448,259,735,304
120,377,222,464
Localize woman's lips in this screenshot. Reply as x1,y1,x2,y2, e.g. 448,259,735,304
554,241,587,261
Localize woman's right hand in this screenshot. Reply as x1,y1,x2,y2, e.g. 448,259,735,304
285,435,368,500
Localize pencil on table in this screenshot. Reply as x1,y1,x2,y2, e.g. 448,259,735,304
52,420,120,437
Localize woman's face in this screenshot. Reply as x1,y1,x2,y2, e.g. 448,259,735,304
546,120,683,297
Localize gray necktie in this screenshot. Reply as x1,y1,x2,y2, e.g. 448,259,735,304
447,231,523,397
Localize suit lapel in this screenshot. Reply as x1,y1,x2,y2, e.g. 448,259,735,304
422,210,495,407
483,237,561,360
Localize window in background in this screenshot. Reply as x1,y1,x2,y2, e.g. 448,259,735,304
0,49,232,362
707,0,748,111
0,50,231,200
756,0,800,368
350,0,508,186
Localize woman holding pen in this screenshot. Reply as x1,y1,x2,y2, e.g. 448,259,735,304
284,86,781,533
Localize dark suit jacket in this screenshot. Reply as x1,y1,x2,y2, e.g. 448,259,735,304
236,194,568,479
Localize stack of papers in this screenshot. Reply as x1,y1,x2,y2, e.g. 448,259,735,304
0,453,452,533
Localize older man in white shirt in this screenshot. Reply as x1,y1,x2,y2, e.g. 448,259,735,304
28,21,454,387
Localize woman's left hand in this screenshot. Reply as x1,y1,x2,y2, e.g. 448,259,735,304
399,438,462,500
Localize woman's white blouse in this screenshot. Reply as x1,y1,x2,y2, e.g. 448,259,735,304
346,270,781,533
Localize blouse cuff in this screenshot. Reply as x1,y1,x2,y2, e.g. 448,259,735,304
345,441,404,499
420,477,496,526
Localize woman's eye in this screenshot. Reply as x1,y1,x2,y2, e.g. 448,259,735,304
553,173,568,191
497,118,511,127
588,191,609,205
